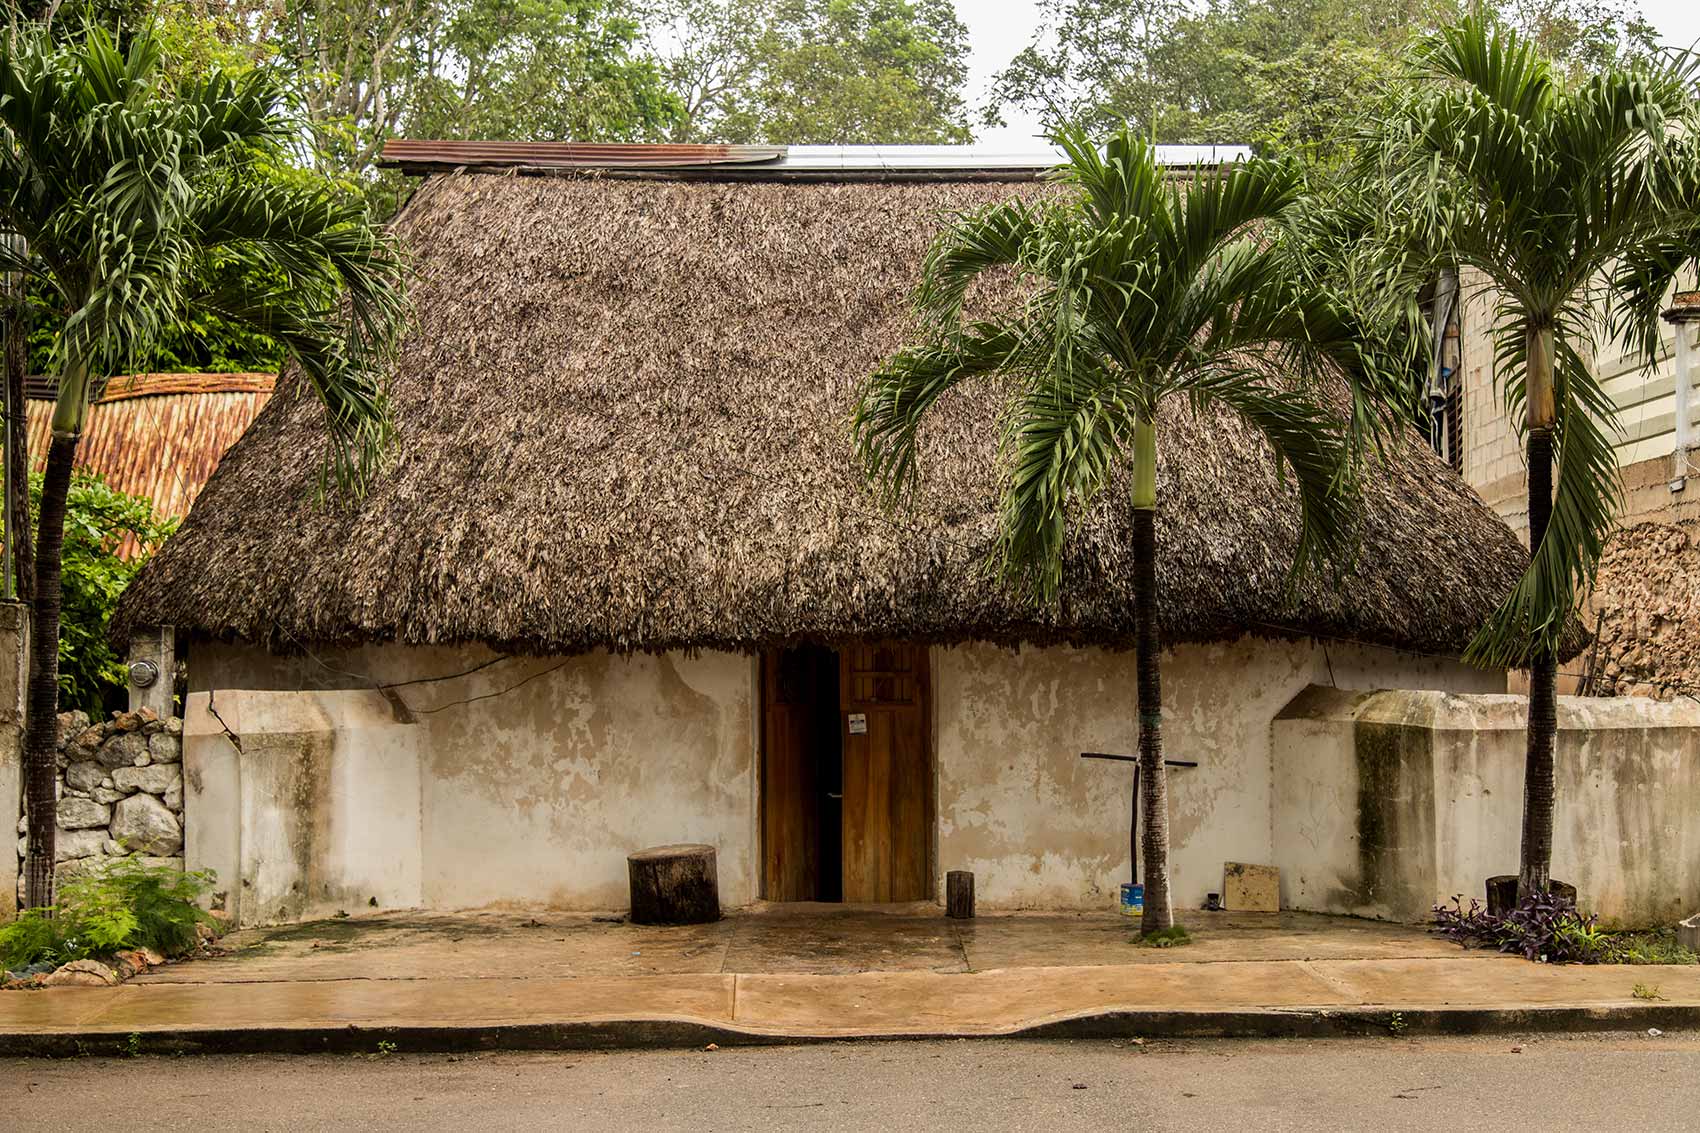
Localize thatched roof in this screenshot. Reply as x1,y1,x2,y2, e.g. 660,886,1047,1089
28,372,275,558
116,171,1527,659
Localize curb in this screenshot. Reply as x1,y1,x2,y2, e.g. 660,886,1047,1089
3,1003,1696,1057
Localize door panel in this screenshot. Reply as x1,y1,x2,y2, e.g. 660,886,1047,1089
840,644,930,902
762,649,823,901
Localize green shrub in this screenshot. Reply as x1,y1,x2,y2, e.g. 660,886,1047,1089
11,470,178,718
0,914,67,971
1,858,216,971
1613,928,1700,966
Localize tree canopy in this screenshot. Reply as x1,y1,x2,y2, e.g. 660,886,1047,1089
20,0,977,179
986,0,1660,162
653,0,972,143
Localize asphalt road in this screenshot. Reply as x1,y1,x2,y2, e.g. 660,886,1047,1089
3,1031,1695,1131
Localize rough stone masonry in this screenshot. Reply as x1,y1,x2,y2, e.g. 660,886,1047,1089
1587,519,1700,699
15,707,184,902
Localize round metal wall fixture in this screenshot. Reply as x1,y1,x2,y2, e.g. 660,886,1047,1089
127,659,160,688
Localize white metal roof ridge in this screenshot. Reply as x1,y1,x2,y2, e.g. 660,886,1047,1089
778,143,1254,169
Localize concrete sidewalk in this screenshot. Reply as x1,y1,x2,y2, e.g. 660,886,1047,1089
3,909,1697,1053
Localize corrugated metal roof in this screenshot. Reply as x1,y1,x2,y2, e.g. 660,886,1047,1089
381,140,786,173
779,143,1252,169
26,372,275,556
380,140,1253,179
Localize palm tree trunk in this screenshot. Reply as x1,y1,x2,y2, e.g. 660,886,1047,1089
1519,424,1556,898
1133,506,1173,933
21,432,77,910
3,272,33,601
1518,323,1557,900
1131,418,1173,933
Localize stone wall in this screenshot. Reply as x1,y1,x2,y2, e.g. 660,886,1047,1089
0,602,24,916
1584,518,1700,699
14,708,184,904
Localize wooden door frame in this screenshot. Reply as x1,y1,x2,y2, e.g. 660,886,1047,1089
756,642,937,903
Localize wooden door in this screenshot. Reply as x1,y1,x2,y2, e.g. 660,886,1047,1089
762,647,834,901
840,643,931,902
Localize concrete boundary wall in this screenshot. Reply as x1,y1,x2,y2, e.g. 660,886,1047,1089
0,602,26,917
1273,686,1700,927
933,639,1499,913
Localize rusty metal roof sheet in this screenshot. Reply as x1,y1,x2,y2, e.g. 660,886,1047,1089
26,372,276,556
381,140,786,174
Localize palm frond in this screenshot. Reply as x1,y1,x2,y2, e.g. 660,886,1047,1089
1165,157,1300,285
1467,381,1621,666
995,355,1135,603
856,122,1377,608
0,21,408,496
912,199,1039,327
1185,371,1356,580
853,321,1036,502
194,277,394,494
1418,14,1553,123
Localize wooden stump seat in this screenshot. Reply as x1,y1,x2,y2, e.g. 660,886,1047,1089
628,843,721,925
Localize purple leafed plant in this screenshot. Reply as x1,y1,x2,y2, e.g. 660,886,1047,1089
1431,892,1614,964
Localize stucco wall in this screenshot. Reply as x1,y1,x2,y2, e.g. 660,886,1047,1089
932,638,1503,912
189,636,1503,925
0,602,25,917
1273,686,1700,927
186,644,755,925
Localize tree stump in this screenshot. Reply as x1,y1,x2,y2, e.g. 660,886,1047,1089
946,870,974,919
1487,875,1577,914
1486,875,1518,915
1679,913,1700,954
628,844,720,925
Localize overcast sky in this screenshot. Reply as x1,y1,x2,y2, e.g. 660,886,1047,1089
958,0,1700,147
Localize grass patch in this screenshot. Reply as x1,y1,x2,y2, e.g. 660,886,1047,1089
1610,928,1698,966
1138,925,1193,949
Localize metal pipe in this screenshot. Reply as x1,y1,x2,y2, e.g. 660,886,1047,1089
1674,320,1693,491
1663,293,1700,492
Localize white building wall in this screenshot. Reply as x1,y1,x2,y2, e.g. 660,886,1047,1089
185,645,757,924
185,637,1501,926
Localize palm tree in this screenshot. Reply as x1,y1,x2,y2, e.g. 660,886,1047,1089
1357,16,1700,899
853,129,1394,933
1,25,407,909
